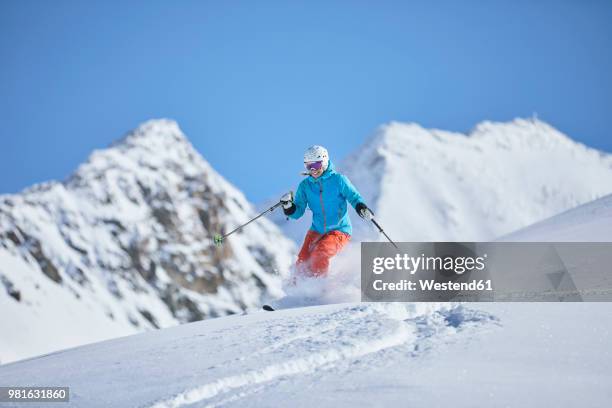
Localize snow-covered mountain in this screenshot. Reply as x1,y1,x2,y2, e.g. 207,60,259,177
274,118,612,243
0,119,295,364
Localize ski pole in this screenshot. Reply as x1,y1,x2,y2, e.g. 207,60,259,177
370,218,399,249
213,201,283,246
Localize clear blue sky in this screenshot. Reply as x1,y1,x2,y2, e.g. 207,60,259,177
1,0,611,202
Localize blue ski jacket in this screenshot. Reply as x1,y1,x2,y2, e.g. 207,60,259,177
287,160,365,236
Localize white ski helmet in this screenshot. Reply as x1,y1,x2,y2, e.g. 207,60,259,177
303,145,329,170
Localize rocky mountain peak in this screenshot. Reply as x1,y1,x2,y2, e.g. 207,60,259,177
0,120,295,359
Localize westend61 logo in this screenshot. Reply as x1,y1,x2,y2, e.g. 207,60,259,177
361,242,612,302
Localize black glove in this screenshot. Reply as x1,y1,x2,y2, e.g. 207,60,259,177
281,191,296,215
356,203,374,220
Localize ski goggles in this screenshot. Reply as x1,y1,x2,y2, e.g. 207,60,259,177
304,161,324,171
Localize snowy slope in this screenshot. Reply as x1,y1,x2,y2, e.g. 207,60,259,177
0,301,609,407
500,193,612,241
273,118,612,243
0,119,295,364
0,302,500,407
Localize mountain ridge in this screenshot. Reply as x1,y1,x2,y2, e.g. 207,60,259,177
341,117,612,242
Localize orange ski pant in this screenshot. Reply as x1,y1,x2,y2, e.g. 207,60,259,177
296,230,351,277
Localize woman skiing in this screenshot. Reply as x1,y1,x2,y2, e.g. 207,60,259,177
280,145,374,277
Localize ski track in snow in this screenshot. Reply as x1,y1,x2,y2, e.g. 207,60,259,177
148,304,497,408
